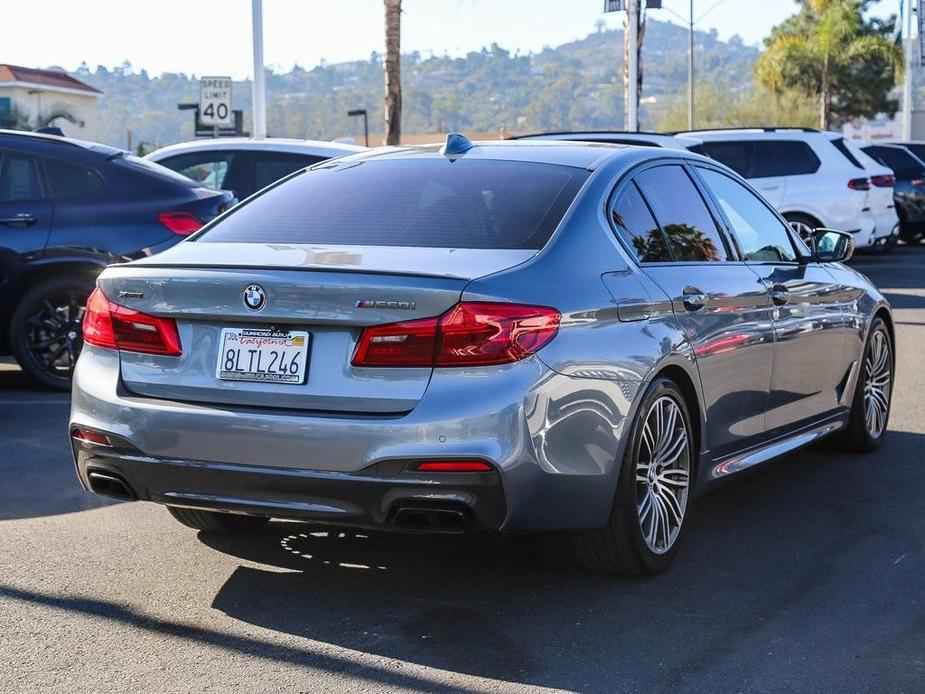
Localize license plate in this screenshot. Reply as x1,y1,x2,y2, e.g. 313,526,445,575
216,328,310,384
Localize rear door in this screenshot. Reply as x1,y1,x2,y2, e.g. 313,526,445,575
613,162,776,460
0,149,53,284
694,165,851,433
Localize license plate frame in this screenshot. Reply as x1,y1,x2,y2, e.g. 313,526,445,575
215,327,311,385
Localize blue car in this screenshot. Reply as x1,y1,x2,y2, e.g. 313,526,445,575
0,129,235,388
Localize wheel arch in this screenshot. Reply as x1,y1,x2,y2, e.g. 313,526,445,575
0,259,104,353
652,363,705,482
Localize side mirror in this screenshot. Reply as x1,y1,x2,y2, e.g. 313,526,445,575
809,228,854,263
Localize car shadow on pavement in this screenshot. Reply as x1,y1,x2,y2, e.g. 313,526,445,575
0,364,119,521
198,430,925,693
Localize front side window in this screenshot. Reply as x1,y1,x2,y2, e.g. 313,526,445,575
0,152,42,201
634,165,728,261
698,168,797,262
610,182,669,262
199,159,589,250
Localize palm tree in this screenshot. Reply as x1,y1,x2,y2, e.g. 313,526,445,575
756,0,901,130
2,102,83,131
383,0,402,145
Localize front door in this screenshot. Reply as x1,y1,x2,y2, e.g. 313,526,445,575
693,166,850,434
0,149,53,287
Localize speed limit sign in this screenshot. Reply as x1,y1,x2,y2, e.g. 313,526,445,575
200,76,233,127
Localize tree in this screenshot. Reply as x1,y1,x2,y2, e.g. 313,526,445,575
755,0,901,130
2,103,83,131
383,0,402,145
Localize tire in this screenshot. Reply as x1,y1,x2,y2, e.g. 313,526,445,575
783,213,821,242
9,277,94,390
572,378,695,575
167,506,270,534
833,317,894,453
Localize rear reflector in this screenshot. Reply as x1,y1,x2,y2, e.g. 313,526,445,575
415,461,493,472
351,302,560,368
83,287,182,356
71,428,111,446
157,211,203,235
847,177,871,191
870,174,895,188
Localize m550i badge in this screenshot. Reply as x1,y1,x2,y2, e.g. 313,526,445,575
356,300,416,311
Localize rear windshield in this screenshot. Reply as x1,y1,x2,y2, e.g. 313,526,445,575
862,145,925,179
197,158,588,249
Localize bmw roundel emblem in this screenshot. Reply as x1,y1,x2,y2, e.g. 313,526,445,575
243,284,266,311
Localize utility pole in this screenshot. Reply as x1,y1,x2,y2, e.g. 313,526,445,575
688,0,694,130
627,0,640,131
903,0,914,140
251,0,267,138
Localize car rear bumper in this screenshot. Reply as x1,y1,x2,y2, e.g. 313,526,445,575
69,345,638,533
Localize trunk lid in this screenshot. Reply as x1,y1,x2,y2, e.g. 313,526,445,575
99,244,536,413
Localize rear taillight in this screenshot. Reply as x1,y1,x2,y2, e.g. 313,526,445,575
351,302,560,368
847,177,871,191
157,211,203,235
871,174,895,188
82,287,182,356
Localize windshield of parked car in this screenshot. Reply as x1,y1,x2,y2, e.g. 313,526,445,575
197,158,589,249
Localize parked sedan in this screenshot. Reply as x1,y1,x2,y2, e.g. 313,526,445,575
146,138,365,201
0,129,234,388
860,142,925,244
70,137,893,575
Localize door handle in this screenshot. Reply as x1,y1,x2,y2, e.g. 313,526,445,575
0,214,37,227
770,285,789,306
760,184,780,191
682,286,708,311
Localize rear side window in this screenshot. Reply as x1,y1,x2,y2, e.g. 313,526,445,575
253,152,324,191
769,141,820,175
44,158,103,198
610,183,669,262
0,152,42,201
700,140,819,178
200,159,588,250
830,137,864,169
634,165,728,262
862,145,925,179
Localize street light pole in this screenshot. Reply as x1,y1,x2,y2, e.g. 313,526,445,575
903,0,914,140
251,0,267,138
627,0,640,131
348,109,369,147
688,0,694,130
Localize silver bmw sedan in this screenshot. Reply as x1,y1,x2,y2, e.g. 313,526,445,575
69,136,894,575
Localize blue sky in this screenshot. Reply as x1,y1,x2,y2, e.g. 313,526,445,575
4,0,901,79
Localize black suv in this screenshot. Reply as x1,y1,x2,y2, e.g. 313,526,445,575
0,130,234,388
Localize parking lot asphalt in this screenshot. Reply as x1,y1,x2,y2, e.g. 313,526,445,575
1,248,925,694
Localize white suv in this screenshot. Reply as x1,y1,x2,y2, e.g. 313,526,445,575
677,128,897,250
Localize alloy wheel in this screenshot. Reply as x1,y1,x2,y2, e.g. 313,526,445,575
635,395,691,555
23,291,87,379
863,329,892,439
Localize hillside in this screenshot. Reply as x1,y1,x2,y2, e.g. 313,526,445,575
74,18,759,149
